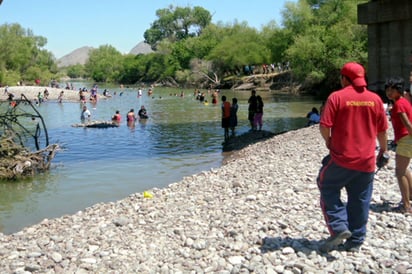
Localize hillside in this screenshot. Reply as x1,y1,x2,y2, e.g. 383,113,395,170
129,41,153,55
57,46,94,68
56,41,153,68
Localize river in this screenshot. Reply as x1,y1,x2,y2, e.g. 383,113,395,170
0,86,322,234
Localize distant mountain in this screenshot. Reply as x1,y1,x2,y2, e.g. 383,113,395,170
56,42,153,68
129,41,153,55
57,46,94,68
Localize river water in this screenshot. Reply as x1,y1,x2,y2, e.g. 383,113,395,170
0,86,322,234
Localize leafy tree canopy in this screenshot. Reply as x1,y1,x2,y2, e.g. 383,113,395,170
144,5,212,49
0,23,56,85
85,45,123,82
282,0,368,94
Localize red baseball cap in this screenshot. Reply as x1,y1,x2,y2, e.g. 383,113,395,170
341,62,367,87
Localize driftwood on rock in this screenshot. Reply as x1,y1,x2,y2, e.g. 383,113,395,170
0,132,60,180
0,94,60,180
71,121,120,128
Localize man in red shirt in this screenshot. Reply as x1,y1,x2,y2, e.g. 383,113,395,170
317,62,388,252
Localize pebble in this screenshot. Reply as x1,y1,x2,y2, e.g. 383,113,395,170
0,126,411,273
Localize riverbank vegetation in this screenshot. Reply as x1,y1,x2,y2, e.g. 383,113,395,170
0,0,368,97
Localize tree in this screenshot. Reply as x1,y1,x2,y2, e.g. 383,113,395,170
283,0,368,94
144,5,212,49
66,64,86,79
206,22,270,76
189,58,221,88
281,0,314,35
0,23,57,85
261,21,291,65
85,45,123,82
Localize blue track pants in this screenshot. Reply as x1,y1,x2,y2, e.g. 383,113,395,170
317,155,374,244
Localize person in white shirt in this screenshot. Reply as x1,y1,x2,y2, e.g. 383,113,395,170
81,105,91,122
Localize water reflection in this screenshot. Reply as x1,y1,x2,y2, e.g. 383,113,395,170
0,87,321,234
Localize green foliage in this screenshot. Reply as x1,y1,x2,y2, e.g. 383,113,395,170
282,0,315,35
0,23,58,85
0,69,20,86
144,5,212,49
85,45,123,82
175,69,191,83
261,22,290,64
283,0,368,93
207,23,270,74
66,64,86,79
116,54,143,84
126,0,368,90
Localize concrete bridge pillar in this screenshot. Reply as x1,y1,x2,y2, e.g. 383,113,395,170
358,0,412,92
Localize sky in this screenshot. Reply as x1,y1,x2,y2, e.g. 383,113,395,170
0,0,295,59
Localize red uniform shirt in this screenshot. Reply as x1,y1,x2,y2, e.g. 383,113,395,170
320,85,388,172
391,97,412,143
222,101,231,118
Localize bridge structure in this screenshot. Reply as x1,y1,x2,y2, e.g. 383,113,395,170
358,0,412,92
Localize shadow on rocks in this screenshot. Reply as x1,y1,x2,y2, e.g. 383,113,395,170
222,130,278,152
259,236,340,261
369,201,399,214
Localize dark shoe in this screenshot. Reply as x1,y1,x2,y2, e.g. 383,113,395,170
319,230,352,253
343,240,362,252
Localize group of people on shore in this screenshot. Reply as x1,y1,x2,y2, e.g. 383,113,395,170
220,89,265,142
315,61,412,254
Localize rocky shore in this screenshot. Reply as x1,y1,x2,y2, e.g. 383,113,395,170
0,125,410,273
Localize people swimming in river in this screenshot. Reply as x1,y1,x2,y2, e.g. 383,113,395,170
80,105,91,122
37,92,44,104
112,110,121,123
103,89,111,97
138,105,149,119
90,85,98,102
7,92,14,101
127,109,137,122
43,88,49,100
79,89,87,103
58,91,64,103
212,90,219,104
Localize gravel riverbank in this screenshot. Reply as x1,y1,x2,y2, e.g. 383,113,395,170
0,122,411,272
0,86,81,102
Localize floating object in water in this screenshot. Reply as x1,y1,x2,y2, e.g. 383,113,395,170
71,121,119,128
143,191,153,198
